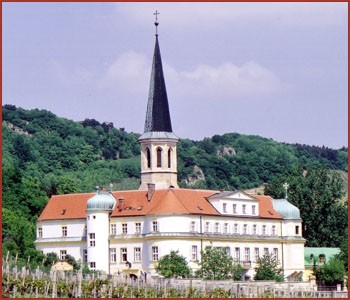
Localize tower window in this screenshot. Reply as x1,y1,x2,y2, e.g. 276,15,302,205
146,148,151,168
168,149,171,168
157,148,162,167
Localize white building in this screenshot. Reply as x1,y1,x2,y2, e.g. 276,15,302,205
35,20,305,281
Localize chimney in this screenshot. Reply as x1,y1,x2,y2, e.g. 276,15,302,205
147,183,155,201
118,196,124,212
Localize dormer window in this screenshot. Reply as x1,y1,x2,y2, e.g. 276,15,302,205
233,204,237,214
319,254,325,264
242,205,246,214
223,203,227,213
252,205,256,215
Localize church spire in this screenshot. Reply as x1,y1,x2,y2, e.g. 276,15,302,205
144,14,172,133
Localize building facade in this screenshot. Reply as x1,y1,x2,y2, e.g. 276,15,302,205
35,21,305,281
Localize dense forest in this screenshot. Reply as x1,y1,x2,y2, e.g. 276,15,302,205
2,104,348,267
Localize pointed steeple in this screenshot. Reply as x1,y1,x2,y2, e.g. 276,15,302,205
144,29,172,133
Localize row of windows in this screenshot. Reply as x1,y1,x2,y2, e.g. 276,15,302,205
191,221,278,236
223,203,257,215
110,221,158,235
146,147,172,169
109,246,159,263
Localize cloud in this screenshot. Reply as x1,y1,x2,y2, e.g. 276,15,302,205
51,60,94,85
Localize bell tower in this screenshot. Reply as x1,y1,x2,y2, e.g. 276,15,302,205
139,12,179,190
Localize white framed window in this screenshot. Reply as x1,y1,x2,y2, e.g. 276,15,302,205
295,225,300,235
83,249,88,263
234,247,240,262
62,226,67,237
225,247,231,256
190,221,196,232
214,222,220,233
273,248,278,261
134,247,141,262
234,223,239,234
90,262,96,269
152,246,159,261
191,245,198,261
223,223,229,234
84,225,87,235
38,227,42,238
205,222,210,233
152,221,158,232
243,224,248,234
111,224,117,235
233,204,237,214
244,248,250,262
122,223,128,234
135,222,141,233
110,248,117,263
223,203,227,213
253,224,257,235
89,233,95,247
272,225,276,236
254,248,259,261
120,248,127,262
60,250,67,260
252,205,256,215
264,248,269,255
242,205,246,214
262,225,267,235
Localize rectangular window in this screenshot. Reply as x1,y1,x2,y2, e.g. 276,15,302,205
272,225,276,236
90,262,96,269
83,249,88,263
111,224,117,235
122,223,128,234
254,248,260,261
152,221,158,232
205,222,210,233
134,247,141,262
223,203,227,213
264,248,269,255
38,227,42,238
89,233,95,247
233,204,237,214
242,205,246,214
223,223,229,234
191,245,198,261
84,225,87,235
60,250,67,260
62,226,67,237
110,248,117,263
244,248,250,262
295,225,299,235
252,205,256,215
262,225,267,235
214,222,219,233
273,248,278,261
190,221,196,232
135,222,141,233
225,247,231,256
243,224,248,234
253,224,257,235
152,246,159,261
234,223,239,234
234,247,240,262
120,248,127,262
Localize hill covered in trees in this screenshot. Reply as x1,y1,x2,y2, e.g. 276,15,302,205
2,104,348,266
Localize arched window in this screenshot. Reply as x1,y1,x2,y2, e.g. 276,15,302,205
146,148,151,168
157,148,162,167
168,148,171,168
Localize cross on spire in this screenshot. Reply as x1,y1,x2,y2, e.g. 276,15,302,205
154,10,160,35
283,182,289,199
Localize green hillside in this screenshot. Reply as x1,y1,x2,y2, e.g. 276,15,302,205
2,104,348,266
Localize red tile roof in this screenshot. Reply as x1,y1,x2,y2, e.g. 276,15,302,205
38,189,282,221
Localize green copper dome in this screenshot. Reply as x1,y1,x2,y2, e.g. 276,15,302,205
87,192,116,211
271,198,301,219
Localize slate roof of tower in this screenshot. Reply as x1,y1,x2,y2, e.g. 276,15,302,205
144,35,173,133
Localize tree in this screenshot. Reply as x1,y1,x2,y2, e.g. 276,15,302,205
314,257,346,286
199,246,243,280
155,250,191,278
254,253,284,282
44,252,59,268
65,254,81,270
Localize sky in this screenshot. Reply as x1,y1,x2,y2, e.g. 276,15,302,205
3,2,348,149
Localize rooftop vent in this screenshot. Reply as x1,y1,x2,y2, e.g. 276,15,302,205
61,209,66,215
147,183,155,201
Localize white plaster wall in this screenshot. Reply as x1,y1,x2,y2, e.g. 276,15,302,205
210,198,259,216
282,220,302,237
37,219,86,239
36,243,85,262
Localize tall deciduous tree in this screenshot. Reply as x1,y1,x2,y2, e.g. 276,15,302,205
254,253,284,282
155,250,191,278
199,246,243,280
314,257,346,286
